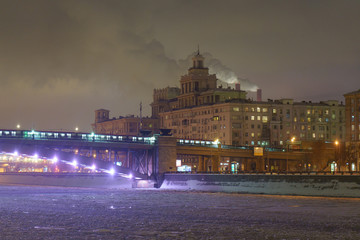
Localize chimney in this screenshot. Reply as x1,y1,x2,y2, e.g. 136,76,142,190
235,83,241,91
257,89,262,102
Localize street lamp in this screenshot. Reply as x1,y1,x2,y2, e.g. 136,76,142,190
286,137,296,172
335,140,340,172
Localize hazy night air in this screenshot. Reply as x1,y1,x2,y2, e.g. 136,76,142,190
0,0,359,131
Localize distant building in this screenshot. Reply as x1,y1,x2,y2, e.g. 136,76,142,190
344,89,360,168
153,51,345,147
151,51,247,118
92,109,159,136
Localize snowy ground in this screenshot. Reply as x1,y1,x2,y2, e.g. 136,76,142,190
1,185,360,239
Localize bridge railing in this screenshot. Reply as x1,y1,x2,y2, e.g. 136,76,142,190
0,129,157,145
176,138,289,152
166,171,360,176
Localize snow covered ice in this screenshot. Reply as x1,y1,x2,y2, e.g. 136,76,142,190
1,185,360,239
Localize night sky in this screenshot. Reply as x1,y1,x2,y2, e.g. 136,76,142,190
1,0,359,131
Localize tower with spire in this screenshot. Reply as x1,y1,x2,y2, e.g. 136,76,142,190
151,47,247,118
178,48,218,108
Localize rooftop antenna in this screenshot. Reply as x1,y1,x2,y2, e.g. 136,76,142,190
197,44,200,55
140,101,143,130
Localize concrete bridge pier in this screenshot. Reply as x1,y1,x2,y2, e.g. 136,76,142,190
211,155,220,172
157,136,177,173
198,155,205,172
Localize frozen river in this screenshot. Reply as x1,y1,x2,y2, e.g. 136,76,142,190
1,185,360,239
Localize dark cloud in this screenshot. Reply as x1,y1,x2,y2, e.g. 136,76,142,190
0,0,359,131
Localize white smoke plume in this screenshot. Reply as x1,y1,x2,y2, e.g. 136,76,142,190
178,52,259,92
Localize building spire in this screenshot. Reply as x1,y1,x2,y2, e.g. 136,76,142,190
197,44,200,55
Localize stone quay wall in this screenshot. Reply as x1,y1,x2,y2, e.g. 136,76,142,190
160,173,360,198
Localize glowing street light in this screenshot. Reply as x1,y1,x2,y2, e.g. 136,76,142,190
334,140,340,171
286,137,296,172
16,124,21,129
75,127,79,132
109,168,115,175
52,156,58,163
91,164,96,171
72,160,78,166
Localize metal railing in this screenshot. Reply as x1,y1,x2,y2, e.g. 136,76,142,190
0,129,157,145
176,138,288,152
165,170,360,176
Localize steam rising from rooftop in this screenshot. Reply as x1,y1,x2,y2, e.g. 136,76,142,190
179,52,259,92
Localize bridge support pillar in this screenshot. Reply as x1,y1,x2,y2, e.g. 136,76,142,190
198,155,205,172
211,155,220,172
157,136,177,174
257,157,265,172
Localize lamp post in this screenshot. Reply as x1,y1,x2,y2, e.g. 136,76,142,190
286,137,295,172
335,140,340,172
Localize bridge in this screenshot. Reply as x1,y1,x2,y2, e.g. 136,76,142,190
0,129,306,180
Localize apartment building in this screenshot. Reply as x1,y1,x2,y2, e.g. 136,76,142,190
344,89,360,166
92,109,159,136
160,99,345,146
155,52,345,147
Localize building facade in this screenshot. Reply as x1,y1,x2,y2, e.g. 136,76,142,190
154,52,345,148
92,109,159,136
344,89,360,168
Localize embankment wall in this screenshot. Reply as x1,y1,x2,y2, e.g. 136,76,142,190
161,173,360,198
0,173,133,189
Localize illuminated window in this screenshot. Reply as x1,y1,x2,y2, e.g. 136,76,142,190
262,116,268,123
352,125,355,131
257,116,261,121
251,116,255,120
233,107,240,112
307,109,311,115
312,133,316,138
245,107,249,112
294,117,297,122
307,117,311,122
263,108,268,113
257,107,261,112
272,109,277,114
251,107,255,112
251,133,255,137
